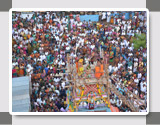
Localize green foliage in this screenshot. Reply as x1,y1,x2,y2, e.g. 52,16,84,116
132,33,147,50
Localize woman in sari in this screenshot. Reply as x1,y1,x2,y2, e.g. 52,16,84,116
19,63,25,76
109,50,114,65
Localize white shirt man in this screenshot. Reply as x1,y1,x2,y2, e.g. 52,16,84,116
141,84,147,93
138,73,142,80
110,98,116,105
26,66,33,76
54,77,60,84
140,81,147,89
118,63,123,69
116,99,122,107
90,44,95,50
112,66,118,72
134,62,138,68
61,82,65,89
134,89,139,95
134,78,139,85
109,65,113,73
37,97,42,104
102,12,106,20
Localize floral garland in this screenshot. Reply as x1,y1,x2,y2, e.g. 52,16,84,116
97,83,110,107
77,86,85,105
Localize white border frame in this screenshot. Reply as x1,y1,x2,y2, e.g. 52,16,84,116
9,8,149,115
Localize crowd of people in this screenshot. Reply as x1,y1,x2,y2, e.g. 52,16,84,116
12,11,147,112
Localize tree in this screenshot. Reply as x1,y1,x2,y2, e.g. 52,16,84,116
132,33,147,50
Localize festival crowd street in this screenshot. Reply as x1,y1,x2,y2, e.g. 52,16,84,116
12,11,147,112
